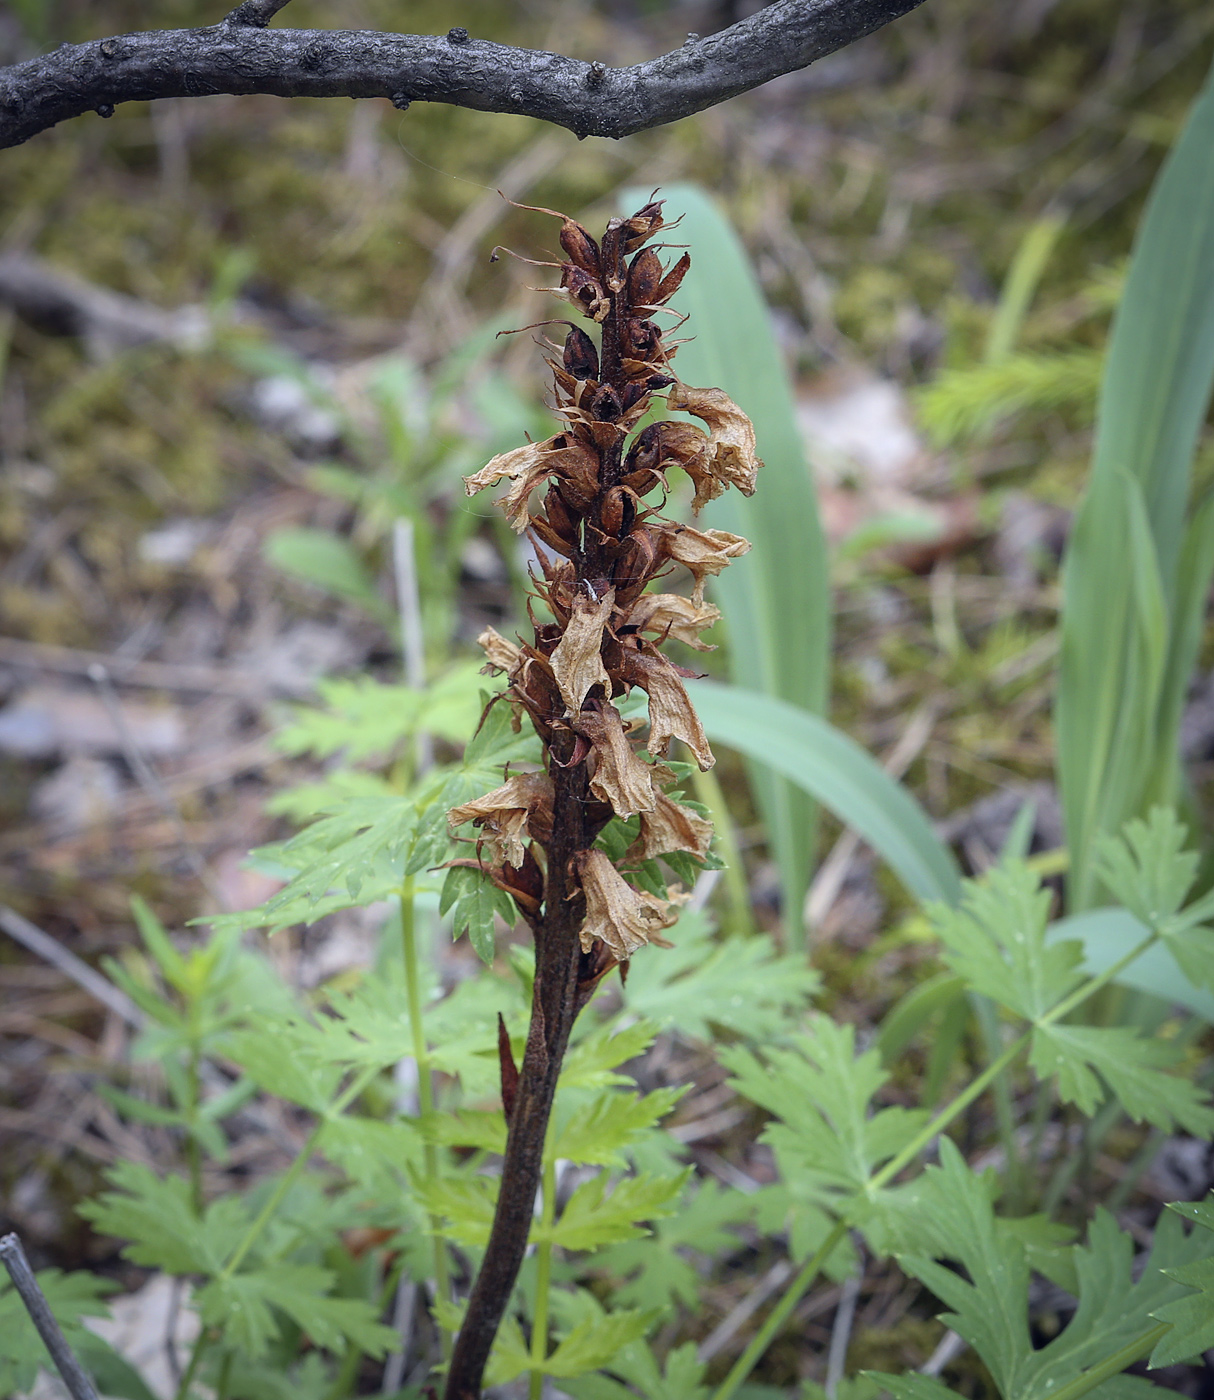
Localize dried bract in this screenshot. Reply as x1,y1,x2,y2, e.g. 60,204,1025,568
575,849,684,961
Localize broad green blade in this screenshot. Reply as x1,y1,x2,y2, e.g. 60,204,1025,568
1057,56,1214,911
1049,908,1214,1023
693,682,961,908
1089,57,1214,595
625,183,832,941
1057,474,1167,910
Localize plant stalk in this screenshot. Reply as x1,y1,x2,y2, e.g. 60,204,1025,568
400,880,453,1350
443,748,591,1400
529,1158,558,1400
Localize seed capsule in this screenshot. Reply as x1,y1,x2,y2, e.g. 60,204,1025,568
627,248,663,306
559,221,601,277
563,326,599,381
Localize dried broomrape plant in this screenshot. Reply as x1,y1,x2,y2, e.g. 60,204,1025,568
443,198,761,1400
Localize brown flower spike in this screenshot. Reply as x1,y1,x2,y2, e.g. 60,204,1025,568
443,200,761,1400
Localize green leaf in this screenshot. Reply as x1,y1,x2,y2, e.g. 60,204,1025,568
564,1338,709,1400
440,863,516,961
931,861,1084,1022
619,908,818,1042
597,1179,755,1311
892,1140,1211,1400
722,1017,928,1206
641,183,832,943
77,1161,245,1275
315,1115,425,1190
222,1014,351,1111
263,526,390,620
692,682,962,908
862,1375,957,1400
544,1309,656,1378
1151,1193,1214,1365
1094,808,1198,930
551,1086,685,1167
0,1269,116,1397
1048,907,1214,1021
275,663,489,762
199,1264,398,1362
559,1021,659,1090
539,1171,689,1252
412,1174,499,1248
1057,55,1214,909
1029,1023,1214,1134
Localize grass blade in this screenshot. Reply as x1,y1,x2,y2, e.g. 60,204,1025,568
693,681,961,908
1056,57,1214,909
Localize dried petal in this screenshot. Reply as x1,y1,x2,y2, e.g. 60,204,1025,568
576,848,684,960
465,436,598,532
655,524,751,605
478,626,521,674
621,649,714,769
448,772,554,868
572,705,657,818
666,384,762,507
625,592,722,651
550,586,614,713
627,791,713,862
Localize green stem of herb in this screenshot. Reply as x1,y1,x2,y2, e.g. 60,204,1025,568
529,1158,558,1400
173,1329,209,1400
711,1219,849,1400
186,1037,204,1216
214,1350,233,1400
689,764,754,938
401,880,453,1357
219,1061,382,1282
1042,932,1158,1025
972,995,1020,1205
1040,1324,1169,1400
325,1338,364,1400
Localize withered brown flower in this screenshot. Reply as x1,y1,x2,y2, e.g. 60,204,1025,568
445,198,764,1399
454,197,760,970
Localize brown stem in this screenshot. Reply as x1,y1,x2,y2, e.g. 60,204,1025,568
443,746,589,1400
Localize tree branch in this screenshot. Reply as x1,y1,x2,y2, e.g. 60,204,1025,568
0,0,928,151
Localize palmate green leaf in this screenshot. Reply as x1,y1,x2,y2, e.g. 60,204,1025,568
931,861,1085,1022
564,1338,708,1400
559,1020,659,1090
412,1174,499,1247
544,1308,657,1379
642,183,832,944
1151,1194,1214,1365
692,682,962,909
596,1180,756,1311
440,863,517,963
538,1171,689,1252
1028,1023,1214,1135
888,1140,1207,1400
722,1017,928,1204
1094,807,1198,928
551,1086,685,1167
197,1264,397,1362
484,1314,534,1387
315,1115,425,1191
275,662,488,761
0,1268,116,1397
78,1161,249,1275
618,907,817,1043
222,1014,353,1111
1093,807,1214,993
